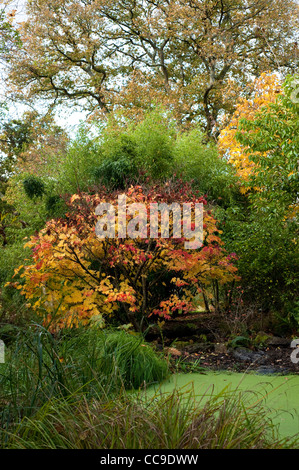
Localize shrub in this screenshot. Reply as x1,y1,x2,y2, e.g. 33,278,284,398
93,155,138,189
224,212,298,315
132,107,176,180
49,124,102,194
0,323,169,442
93,329,169,389
45,194,68,218
23,176,45,200
8,181,239,332
97,107,176,186
174,127,240,207
4,173,55,239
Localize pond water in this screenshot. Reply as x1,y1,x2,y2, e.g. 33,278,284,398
146,371,299,440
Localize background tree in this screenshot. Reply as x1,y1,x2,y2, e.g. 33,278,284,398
5,0,299,137
0,0,20,61
218,72,282,191
235,74,299,221
218,74,299,321
0,110,68,179
0,0,21,186
0,111,69,247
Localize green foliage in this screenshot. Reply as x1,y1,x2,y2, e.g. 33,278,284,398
23,175,45,199
217,76,299,319
0,243,34,330
132,108,176,180
14,108,240,200
77,108,240,195
3,172,69,248
1,117,32,157
236,75,299,218
0,323,169,441
100,130,137,162
93,155,137,189
222,205,298,313
4,174,48,243
45,194,67,218
97,107,176,186
93,329,169,389
0,241,30,285
21,107,175,196
0,117,31,185
46,125,101,194
173,127,240,207
228,335,251,349
252,332,270,349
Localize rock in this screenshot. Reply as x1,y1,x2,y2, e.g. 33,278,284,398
254,331,271,346
267,336,291,347
256,331,269,337
232,347,268,364
255,366,283,375
214,343,228,354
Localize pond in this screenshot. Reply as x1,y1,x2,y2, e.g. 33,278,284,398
146,371,299,440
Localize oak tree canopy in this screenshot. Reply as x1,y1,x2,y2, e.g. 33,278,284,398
6,0,299,137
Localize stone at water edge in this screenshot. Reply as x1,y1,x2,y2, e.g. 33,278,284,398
232,347,268,364
267,336,292,347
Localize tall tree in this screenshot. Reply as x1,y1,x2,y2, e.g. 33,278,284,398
0,110,68,181
218,75,299,309
0,0,20,60
0,110,69,246
218,72,282,190
234,75,299,221
5,0,299,137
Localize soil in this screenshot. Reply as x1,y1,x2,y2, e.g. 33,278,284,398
168,344,299,375
149,312,299,375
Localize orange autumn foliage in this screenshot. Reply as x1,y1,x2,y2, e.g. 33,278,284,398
218,72,282,192
10,182,239,332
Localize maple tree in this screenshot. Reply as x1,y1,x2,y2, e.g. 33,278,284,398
5,0,299,137
10,182,239,332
